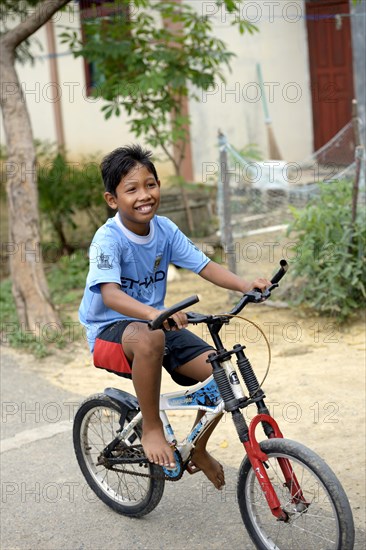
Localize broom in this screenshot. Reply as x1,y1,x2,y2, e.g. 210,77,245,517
256,62,282,160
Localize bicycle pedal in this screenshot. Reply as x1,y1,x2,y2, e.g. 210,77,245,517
186,460,202,475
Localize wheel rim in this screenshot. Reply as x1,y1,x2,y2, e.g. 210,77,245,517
244,452,340,549
79,404,153,507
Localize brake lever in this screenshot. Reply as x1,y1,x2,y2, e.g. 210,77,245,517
262,283,279,299
245,283,279,303
165,312,212,329
245,289,264,303
186,312,213,324
166,318,177,328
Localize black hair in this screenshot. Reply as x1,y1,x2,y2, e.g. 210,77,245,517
100,144,159,195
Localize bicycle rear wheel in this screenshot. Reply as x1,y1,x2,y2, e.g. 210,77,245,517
237,438,354,550
73,394,165,517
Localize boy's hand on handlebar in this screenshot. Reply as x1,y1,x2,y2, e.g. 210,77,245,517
165,311,188,331
150,309,188,331
247,278,272,293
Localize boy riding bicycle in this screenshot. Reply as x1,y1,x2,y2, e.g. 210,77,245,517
79,144,270,489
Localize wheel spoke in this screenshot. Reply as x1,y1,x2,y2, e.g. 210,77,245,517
74,397,165,516
291,522,337,544
238,440,352,550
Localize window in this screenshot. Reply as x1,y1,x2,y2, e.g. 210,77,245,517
79,1,130,95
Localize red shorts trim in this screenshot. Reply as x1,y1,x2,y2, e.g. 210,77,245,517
92,320,214,385
93,338,132,378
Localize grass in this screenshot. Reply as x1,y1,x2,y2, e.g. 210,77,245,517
0,250,89,357
47,250,89,302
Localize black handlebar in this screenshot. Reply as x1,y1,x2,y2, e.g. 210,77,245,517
148,294,200,331
227,259,288,317
270,259,289,285
148,260,289,330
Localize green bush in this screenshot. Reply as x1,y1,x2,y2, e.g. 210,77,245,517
287,180,365,320
37,150,105,253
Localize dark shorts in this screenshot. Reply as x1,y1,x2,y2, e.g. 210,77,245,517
93,320,214,386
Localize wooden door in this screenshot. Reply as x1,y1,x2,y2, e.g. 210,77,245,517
306,0,355,163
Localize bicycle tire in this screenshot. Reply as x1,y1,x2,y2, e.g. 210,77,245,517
73,393,165,517
237,438,354,550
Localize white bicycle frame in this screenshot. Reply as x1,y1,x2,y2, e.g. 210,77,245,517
116,375,225,464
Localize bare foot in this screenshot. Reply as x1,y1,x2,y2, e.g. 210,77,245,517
141,425,176,468
190,449,225,490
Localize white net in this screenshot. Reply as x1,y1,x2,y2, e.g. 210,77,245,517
217,121,365,241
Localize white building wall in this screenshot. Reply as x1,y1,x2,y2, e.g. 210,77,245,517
1,1,313,181
188,0,313,181
1,8,137,164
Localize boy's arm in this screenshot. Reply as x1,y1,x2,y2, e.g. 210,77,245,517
101,283,159,320
100,283,187,329
199,261,271,293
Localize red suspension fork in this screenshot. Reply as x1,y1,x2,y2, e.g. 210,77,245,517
246,414,308,515
243,439,287,520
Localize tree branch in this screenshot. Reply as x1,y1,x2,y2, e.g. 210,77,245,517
1,0,71,51
138,93,179,172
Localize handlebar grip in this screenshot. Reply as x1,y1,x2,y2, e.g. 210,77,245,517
148,295,200,330
271,259,289,285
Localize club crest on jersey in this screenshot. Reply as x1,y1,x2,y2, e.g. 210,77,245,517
97,252,113,270
154,255,162,272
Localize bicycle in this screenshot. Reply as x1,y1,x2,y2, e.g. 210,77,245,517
73,260,355,550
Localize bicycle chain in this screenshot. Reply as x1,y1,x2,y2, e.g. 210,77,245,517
101,443,183,481
108,464,174,481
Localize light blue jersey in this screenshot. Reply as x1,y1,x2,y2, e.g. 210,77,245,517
79,214,210,350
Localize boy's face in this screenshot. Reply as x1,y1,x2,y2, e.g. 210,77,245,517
104,163,160,235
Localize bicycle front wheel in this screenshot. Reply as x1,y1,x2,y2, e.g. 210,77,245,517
73,394,165,517
237,438,354,550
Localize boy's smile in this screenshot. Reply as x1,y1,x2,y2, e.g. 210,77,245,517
135,203,154,214
104,164,160,235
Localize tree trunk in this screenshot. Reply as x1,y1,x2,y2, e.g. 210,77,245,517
0,0,70,330
1,48,60,329
53,218,75,255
